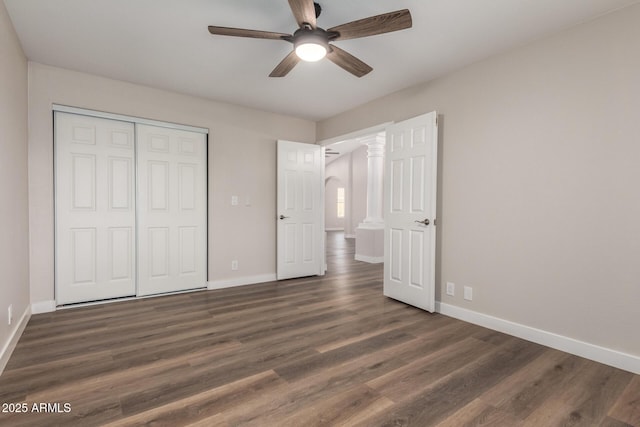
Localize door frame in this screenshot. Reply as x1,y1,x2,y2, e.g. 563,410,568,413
53,105,208,134
318,123,394,147
52,104,209,306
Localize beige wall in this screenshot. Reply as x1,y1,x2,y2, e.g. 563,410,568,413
318,5,640,357
28,63,316,304
0,1,29,360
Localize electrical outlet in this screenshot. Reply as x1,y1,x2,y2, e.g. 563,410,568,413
231,260,238,271
446,282,455,296
464,286,473,301
8,304,12,326
231,196,238,206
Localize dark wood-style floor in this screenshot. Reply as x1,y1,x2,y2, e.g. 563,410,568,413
1,232,638,426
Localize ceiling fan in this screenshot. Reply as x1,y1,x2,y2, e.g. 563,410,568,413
208,0,412,78
325,148,340,157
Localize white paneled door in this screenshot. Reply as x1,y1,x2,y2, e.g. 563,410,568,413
277,140,324,280
55,111,207,305
55,112,137,304
384,112,438,312
136,124,207,296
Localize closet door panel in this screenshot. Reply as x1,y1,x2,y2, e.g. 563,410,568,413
55,112,136,304
136,124,207,296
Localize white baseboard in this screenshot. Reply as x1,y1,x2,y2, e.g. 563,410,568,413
208,274,277,290
436,302,640,375
0,305,31,375
355,254,384,264
31,300,56,314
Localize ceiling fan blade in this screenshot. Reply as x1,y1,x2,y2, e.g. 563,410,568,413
327,9,412,41
269,51,301,77
208,26,291,41
326,45,372,78
288,0,317,28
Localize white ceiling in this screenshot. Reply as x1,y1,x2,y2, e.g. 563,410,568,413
4,0,638,121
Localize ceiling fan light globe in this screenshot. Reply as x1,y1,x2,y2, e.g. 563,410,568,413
295,42,327,62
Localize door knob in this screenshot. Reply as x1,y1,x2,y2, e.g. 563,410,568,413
414,218,430,226
279,215,290,220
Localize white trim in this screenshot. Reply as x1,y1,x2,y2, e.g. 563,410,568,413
317,122,393,146
325,228,345,231
208,274,277,290
31,300,56,314
354,254,384,264
436,302,640,375
52,104,209,134
0,305,31,375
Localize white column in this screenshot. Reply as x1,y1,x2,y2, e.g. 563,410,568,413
359,132,386,228
355,132,386,263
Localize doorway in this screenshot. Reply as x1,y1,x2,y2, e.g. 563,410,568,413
320,112,439,313
323,138,370,242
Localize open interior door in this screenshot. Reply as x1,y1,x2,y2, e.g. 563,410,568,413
277,140,324,280
383,112,438,312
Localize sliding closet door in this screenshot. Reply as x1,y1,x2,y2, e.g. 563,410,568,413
136,124,207,296
55,112,136,304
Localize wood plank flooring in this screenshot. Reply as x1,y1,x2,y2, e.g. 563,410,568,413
1,231,638,426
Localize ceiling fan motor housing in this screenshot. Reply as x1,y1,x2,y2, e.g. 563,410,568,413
293,27,329,48
293,27,330,61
